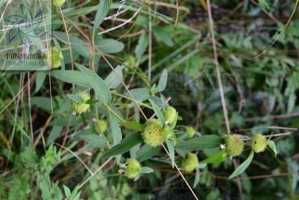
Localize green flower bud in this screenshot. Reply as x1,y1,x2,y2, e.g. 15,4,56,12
71,92,90,115
94,119,108,134
251,134,267,153
162,125,174,139
124,159,141,179
182,153,199,172
142,119,164,147
164,106,178,125
46,47,63,69
186,126,196,138
225,134,244,157
52,0,66,7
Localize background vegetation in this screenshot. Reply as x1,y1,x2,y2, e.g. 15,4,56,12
0,0,299,199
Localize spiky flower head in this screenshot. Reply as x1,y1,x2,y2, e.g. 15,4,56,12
142,119,164,147
182,153,199,172
186,126,196,138
124,159,141,179
46,47,63,69
225,134,244,157
251,134,267,153
94,119,108,134
71,92,90,115
52,0,66,7
164,106,178,125
162,125,174,139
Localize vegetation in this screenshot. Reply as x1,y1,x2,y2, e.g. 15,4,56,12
0,0,299,199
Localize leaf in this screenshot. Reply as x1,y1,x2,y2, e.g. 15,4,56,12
200,149,227,164
8,29,18,43
267,140,277,156
102,133,143,159
149,98,165,125
104,65,124,89
51,70,90,88
126,88,150,102
152,26,173,47
93,0,112,30
120,121,144,131
166,139,175,168
109,114,122,146
176,135,223,150
137,145,161,162
76,63,112,105
156,69,168,92
21,4,32,21
193,168,200,188
67,94,84,103
97,39,124,53
140,167,154,174
135,33,148,60
229,150,254,179
35,71,46,92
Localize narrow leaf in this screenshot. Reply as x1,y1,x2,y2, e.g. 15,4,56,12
93,0,112,30
156,69,168,92
229,150,254,179
149,98,165,125
137,145,161,162
120,121,144,131
166,139,175,168
176,135,223,150
267,140,277,156
200,149,227,164
135,33,148,60
141,167,154,174
51,70,90,88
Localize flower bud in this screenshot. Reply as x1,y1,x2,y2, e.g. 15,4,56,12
186,126,196,138
164,106,178,125
46,47,63,69
225,134,244,157
124,159,141,179
162,125,174,139
251,134,267,153
53,0,66,7
94,119,108,134
71,92,90,115
182,153,199,172
142,119,164,147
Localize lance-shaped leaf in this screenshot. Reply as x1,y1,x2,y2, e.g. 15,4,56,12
229,150,254,179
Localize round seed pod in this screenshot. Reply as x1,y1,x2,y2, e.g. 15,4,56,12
186,126,196,138
46,47,63,69
142,119,164,147
164,106,178,125
124,159,141,179
225,134,244,157
71,92,90,115
162,125,174,139
251,134,267,153
182,153,199,172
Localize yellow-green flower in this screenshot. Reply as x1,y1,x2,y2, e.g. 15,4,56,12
52,0,66,7
186,126,196,138
94,119,108,134
225,134,244,157
251,134,267,153
46,47,63,69
124,159,141,179
71,92,90,115
182,153,199,172
164,106,178,125
162,125,174,139
142,119,164,147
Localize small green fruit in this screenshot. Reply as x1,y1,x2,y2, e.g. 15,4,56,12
46,47,63,69
162,125,174,139
164,106,178,125
124,159,141,179
225,134,244,157
251,134,267,153
182,153,199,172
186,126,196,138
71,92,90,115
52,0,66,7
142,119,164,147
94,119,108,134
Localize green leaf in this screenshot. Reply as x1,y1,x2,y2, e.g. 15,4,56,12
156,69,168,92
149,98,165,125
120,121,144,131
93,0,112,30
166,139,175,168
76,63,112,104
109,114,122,146
104,65,124,89
35,71,46,92
200,149,227,164
140,167,154,174
152,26,173,47
193,168,200,188
176,135,223,150
267,140,277,156
51,70,90,88
72,130,107,148
126,88,150,102
67,94,84,103
229,150,254,179
102,133,143,159
97,39,124,53
135,33,148,60
137,145,161,162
